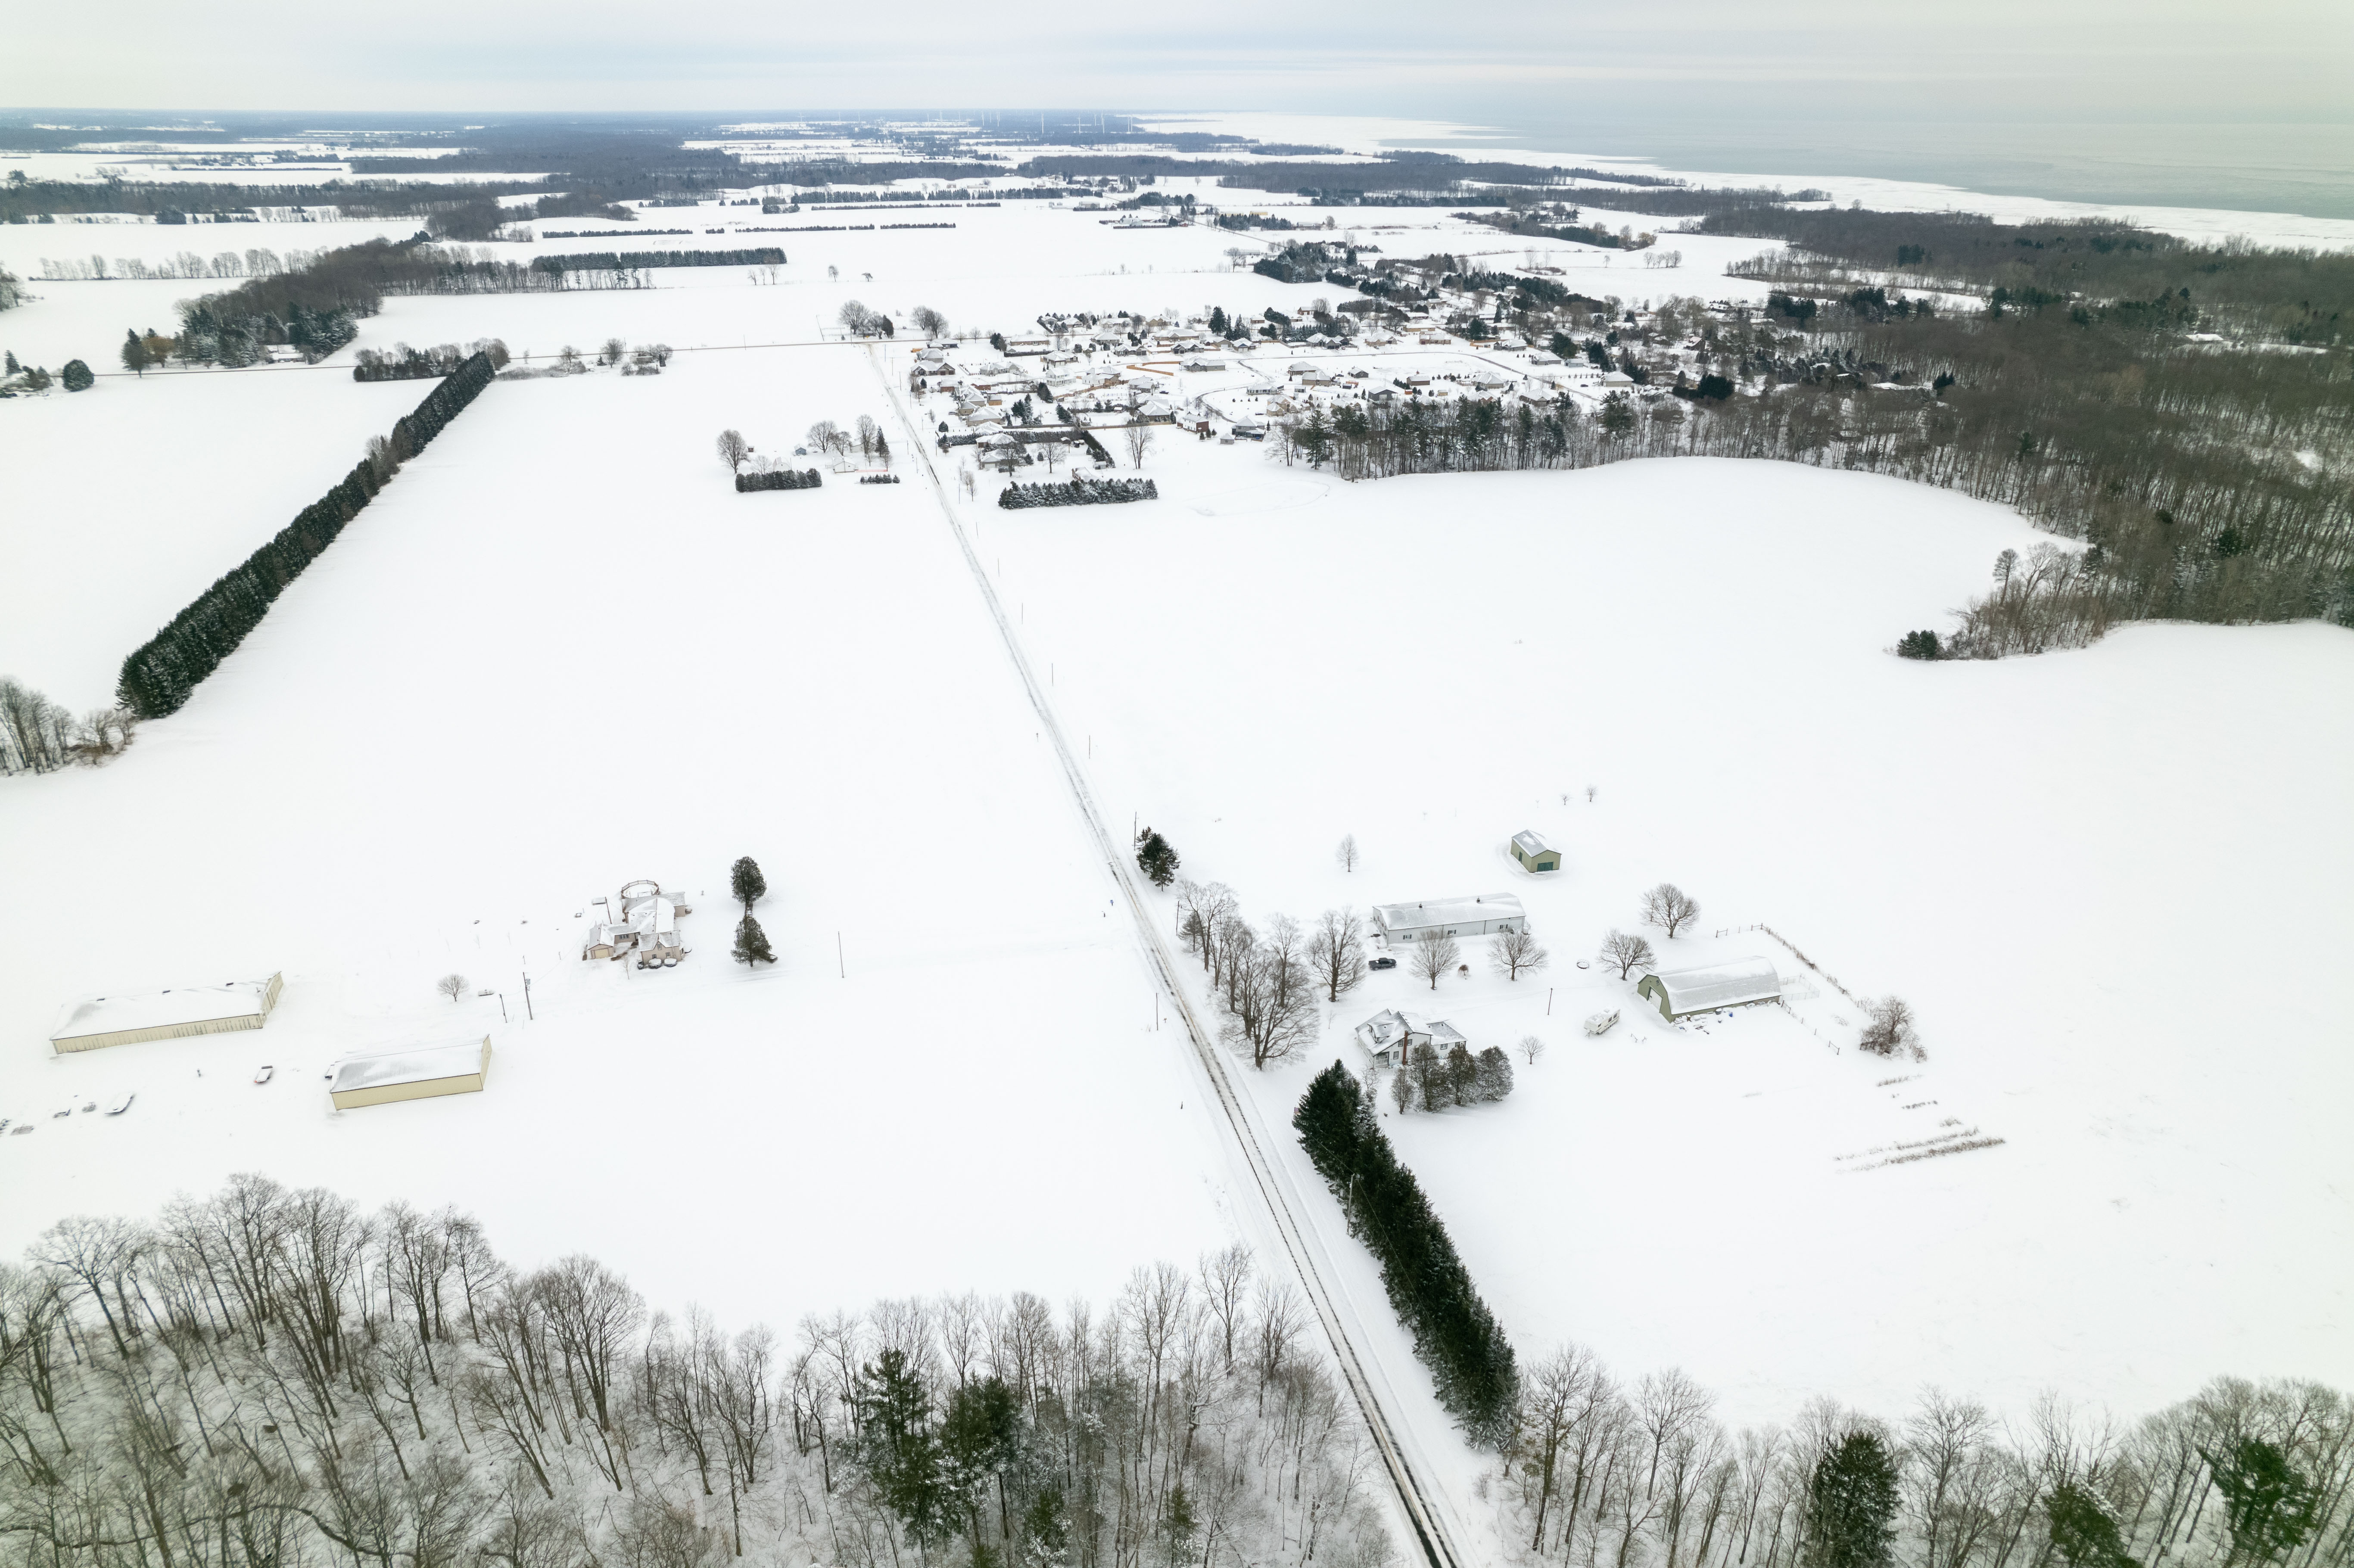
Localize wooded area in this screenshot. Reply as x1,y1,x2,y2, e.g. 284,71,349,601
0,1180,1392,1568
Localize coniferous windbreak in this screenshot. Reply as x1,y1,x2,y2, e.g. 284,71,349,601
997,476,1158,508
737,467,825,492
1292,1061,1520,1444
116,352,495,719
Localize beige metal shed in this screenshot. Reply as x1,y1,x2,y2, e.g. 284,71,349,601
49,974,284,1054
329,1036,493,1111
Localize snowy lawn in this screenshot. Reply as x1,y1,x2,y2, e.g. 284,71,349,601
952,450,2354,1428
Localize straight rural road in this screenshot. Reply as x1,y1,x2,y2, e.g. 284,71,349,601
870,344,1470,1568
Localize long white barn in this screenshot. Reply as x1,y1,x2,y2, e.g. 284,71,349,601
1370,894,1526,945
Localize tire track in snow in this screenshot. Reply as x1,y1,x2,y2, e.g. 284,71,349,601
867,345,1468,1568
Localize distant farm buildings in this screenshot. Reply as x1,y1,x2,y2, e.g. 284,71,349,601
582,880,691,967
1371,894,1526,946
49,974,284,1054
1636,959,1782,1020
1510,831,1560,872
330,1036,493,1110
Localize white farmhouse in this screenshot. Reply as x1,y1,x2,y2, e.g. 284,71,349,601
1370,894,1526,945
582,880,691,967
1353,1008,1470,1069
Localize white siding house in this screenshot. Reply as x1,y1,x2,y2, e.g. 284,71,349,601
1353,1008,1469,1069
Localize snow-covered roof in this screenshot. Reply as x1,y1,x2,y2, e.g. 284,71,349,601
50,977,278,1043
1644,959,1781,1013
1371,893,1526,933
1353,1009,1467,1056
331,1037,489,1094
1511,830,1555,857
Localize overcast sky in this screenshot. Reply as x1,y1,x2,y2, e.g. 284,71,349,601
8,0,2349,122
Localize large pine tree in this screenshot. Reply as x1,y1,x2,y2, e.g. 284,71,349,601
1805,1432,1902,1568
730,855,768,915
732,914,776,967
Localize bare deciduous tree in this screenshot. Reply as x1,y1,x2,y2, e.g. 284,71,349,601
1122,420,1155,470
806,420,842,456
854,415,880,460
1335,834,1359,873
715,429,751,473
1639,883,1700,940
1305,908,1368,1002
1520,1034,1546,1065
1491,928,1551,980
1411,930,1460,991
1599,928,1657,979
909,305,947,337
1859,996,1924,1059
835,300,874,335
437,974,469,1004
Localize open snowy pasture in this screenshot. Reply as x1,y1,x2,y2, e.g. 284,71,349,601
948,450,2354,1426
0,365,430,699
0,331,1237,1331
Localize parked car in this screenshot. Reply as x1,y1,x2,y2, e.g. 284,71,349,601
253,1065,274,1085
1368,955,1397,971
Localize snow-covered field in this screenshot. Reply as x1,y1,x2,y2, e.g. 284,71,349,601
0,338,1237,1333
945,441,2354,1427
4,189,2350,1540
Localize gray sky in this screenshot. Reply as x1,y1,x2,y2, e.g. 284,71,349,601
9,0,2350,120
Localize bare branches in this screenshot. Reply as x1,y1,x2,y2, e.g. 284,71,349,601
1639,884,1700,941
1491,928,1551,980
1599,929,1657,979
1306,908,1368,1002
714,430,750,473
1411,929,1460,990
437,974,469,1004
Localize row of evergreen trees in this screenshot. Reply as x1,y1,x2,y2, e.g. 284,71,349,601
115,352,496,719
997,476,1158,508
1292,1061,1519,1445
736,467,824,492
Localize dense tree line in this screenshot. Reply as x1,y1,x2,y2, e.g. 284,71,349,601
1280,335,2351,650
735,469,824,492
1292,1063,1520,1445
996,477,1158,508
0,1179,1392,1568
353,339,511,382
116,353,495,718
1500,1349,2351,1568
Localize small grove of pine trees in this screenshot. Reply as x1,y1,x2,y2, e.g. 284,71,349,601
998,476,1158,508
736,467,824,492
116,352,495,719
1135,827,1180,887
1292,1061,1519,1444
1389,1042,1514,1113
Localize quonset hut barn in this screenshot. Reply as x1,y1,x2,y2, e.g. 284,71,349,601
1635,958,1782,1020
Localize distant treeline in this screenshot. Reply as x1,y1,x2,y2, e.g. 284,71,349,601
117,354,495,719
1014,149,1682,192
534,247,784,273
353,338,510,382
